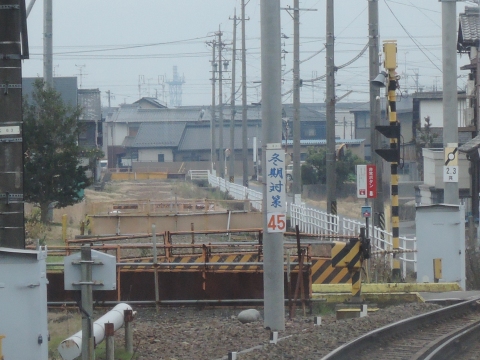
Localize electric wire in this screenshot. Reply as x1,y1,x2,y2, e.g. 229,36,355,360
383,0,442,73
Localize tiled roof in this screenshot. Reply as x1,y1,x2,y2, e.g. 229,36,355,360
178,124,263,151
458,7,480,48
459,133,480,154
285,139,364,146
133,97,167,108
105,104,264,123
131,122,186,147
350,96,413,113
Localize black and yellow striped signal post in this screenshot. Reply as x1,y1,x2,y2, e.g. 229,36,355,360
372,40,401,281
331,228,370,301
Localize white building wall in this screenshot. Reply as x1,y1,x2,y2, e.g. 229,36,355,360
138,148,173,162
419,98,467,128
104,122,129,147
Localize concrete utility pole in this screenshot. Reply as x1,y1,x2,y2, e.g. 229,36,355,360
218,28,225,178
326,0,336,215
43,0,53,88
209,40,217,173
441,0,459,205
229,10,239,183
0,0,28,249
241,0,249,187
369,0,385,229
292,0,301,195
261,0,285,331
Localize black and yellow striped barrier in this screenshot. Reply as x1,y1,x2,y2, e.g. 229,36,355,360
330,230,370,299
120,252,354,285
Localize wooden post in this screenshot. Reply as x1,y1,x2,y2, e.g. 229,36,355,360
62,214,68,245
124,309,133,354
105,322,114,360
191,223,195,254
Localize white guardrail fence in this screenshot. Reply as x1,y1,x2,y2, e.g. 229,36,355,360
205,171,417,276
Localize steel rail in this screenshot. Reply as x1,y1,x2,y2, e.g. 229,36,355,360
321,297,480,360
418,316,480,360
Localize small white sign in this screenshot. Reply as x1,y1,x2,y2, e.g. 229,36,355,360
356,165,367,198
443,166,458,183
0,126,20,135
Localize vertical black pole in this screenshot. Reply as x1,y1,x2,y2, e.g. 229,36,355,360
0,0,27,248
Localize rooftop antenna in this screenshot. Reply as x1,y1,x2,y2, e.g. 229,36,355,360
75,64,87,88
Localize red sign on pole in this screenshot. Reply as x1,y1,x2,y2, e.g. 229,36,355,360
367,164,377,199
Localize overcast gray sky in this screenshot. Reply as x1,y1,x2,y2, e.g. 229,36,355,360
23,0,473,107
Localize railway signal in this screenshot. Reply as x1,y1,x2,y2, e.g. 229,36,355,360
372,40,401,281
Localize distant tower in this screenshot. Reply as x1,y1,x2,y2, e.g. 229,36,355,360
167,66,185,107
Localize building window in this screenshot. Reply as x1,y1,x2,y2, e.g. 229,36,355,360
356,113,370,129
158,154,165,162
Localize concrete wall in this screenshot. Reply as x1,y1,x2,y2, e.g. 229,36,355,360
138,148,174,162
89,211,262,235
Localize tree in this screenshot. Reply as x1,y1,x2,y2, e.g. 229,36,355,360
302,146,365,186
23,80,91,222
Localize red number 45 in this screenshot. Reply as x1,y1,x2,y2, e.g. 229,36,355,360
267,213,286,233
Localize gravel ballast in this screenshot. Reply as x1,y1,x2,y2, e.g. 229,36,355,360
111,302,442,360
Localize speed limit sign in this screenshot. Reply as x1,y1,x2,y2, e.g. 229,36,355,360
267,213,286,233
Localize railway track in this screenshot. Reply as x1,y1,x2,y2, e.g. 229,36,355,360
321,297,480,360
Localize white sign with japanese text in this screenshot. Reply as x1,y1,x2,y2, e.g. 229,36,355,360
265,143,286,233
356,165,367,198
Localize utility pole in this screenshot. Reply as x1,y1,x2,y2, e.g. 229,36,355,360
241,0,249,187
208,40,217,173
369,0,385,230
261,0,285,331
326,0,337,216
217,27,225,179
441,0,459,205
43,0,53,88
292,0,301,196
283,4,315,196
229,10,239,183
106,90,112,108
0,0,29,248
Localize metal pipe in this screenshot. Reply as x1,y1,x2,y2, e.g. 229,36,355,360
58,303,132,360
47,261,312,267
49,299,324,307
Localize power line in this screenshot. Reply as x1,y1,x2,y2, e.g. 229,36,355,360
51,35,213,55
383,0,442,72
